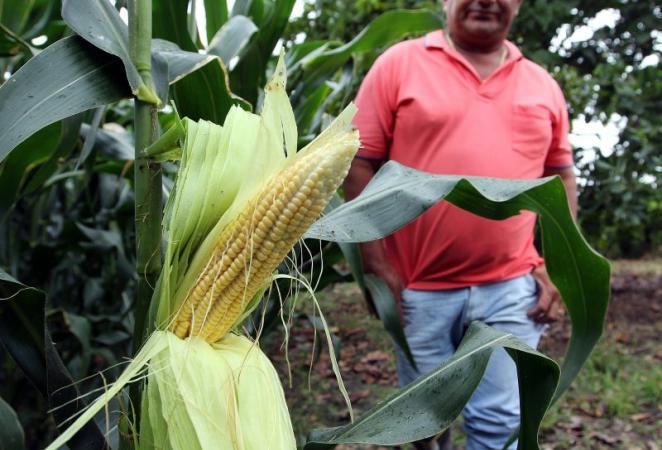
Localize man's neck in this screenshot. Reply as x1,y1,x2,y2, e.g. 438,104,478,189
446,31,508,80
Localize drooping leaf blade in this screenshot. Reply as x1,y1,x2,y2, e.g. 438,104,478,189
61,0,152,100
0,122,63,219
0,396,25,450
62,0,220,105
152,38,215,84
303,322,559,449
79,123,134,161
76,107,105,168
207,15,258,66
23,115,84,194
306,161,610,406
0,269,108,449
0,114,80,265
153,0,249,121
0,36,130,163
0,270,47,389
0,33,223,163
327,193,417,370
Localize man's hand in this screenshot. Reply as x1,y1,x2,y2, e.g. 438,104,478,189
543,166,578,219
369,260,405,308
528,264,564,323
343,158,406,315
361,241,405,316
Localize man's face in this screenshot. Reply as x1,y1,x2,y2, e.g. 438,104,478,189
444,0,522,44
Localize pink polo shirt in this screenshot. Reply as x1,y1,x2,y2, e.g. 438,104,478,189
353,30,573,289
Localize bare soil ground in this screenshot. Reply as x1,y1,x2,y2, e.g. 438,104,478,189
265,260,662,449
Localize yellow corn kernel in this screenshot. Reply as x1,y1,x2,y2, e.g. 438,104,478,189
170,133,358,343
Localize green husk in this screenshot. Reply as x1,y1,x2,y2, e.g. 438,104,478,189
139,332,296,450
45,331,169,450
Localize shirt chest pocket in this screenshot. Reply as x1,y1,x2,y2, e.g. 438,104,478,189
511,104,553,160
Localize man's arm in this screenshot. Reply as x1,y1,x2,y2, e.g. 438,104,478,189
544,166,578,218
529,165,578,323
343,158,405,309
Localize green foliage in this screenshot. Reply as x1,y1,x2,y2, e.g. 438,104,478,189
0,268,109,449
307,161,611,404
0,396,25,450
287,0,438,43
286,0,662,258
303,322,559,449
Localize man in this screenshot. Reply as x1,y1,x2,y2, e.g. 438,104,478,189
344,0,577,449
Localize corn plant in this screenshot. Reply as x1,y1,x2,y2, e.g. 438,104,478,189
0,1,609,449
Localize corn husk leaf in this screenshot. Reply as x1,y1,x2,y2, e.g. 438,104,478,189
45,332,169,450
139,332,296,450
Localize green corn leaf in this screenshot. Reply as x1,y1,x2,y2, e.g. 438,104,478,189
0,122,63,221
61,0,157,102
306,161,610,419
0,34,220,163
301,10,444,94
295,82,331,136
153,0,249,121
363,274,417,371
207,15,258,66
62,0,226,106
0,0,35,56
230,0,296,105
304,322,559,449
0,396,25,450
0,269,108,449
204,0,229,43
0,0,35,34
326,193,418,371
0,36,129,164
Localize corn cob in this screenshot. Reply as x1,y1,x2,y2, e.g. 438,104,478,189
170,131,358,343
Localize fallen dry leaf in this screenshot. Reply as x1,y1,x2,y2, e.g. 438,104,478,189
350,389,370,403
630,412,652,422
590,431,621,446
615,331,629,343
362,350,390,362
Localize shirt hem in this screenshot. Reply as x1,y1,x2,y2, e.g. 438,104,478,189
356,147,386,159
405,263,543,291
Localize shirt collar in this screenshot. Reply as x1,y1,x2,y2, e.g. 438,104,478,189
423,30,523,62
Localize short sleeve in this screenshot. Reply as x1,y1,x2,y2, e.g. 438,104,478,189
353,48,400,160
544,81,574,169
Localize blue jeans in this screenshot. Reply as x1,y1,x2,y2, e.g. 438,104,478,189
394,274,545,450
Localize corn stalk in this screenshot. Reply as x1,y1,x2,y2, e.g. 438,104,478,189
129,0,161,354
128,0,161,444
